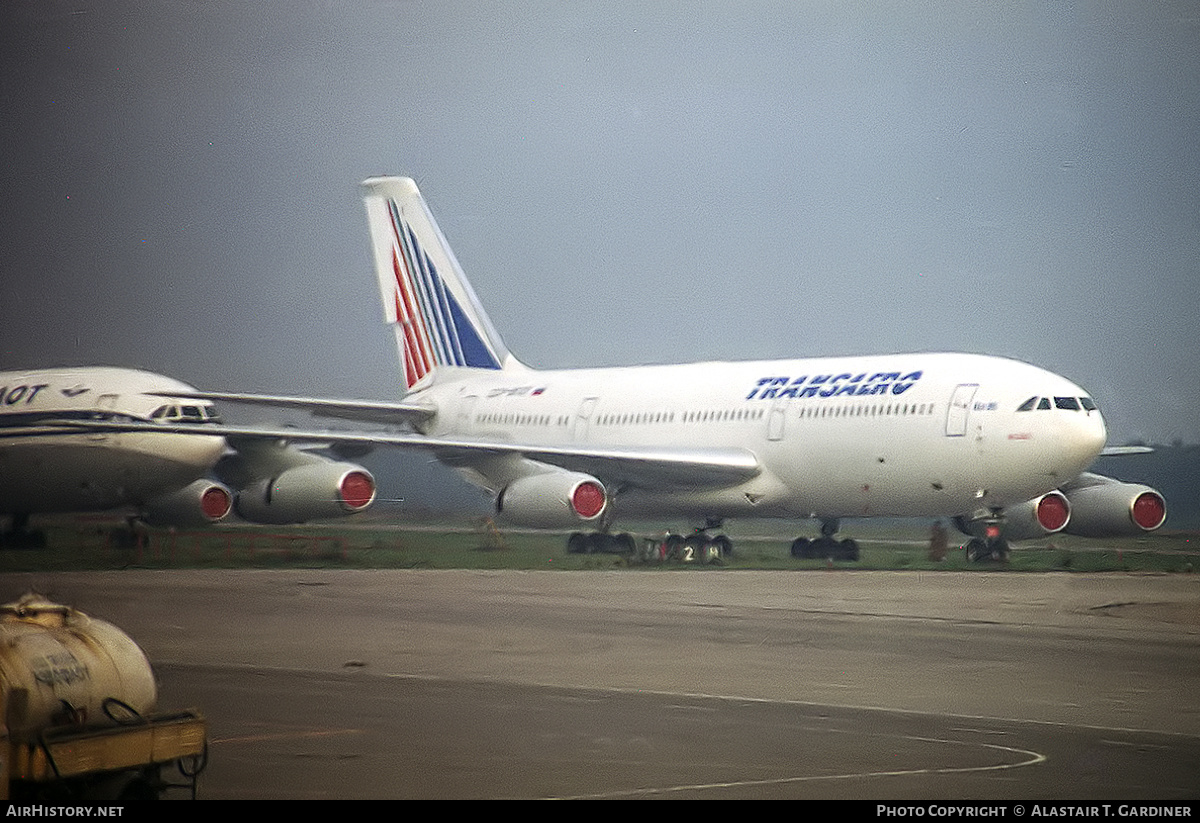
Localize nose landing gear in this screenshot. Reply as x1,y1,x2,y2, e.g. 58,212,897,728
960,510,1011,562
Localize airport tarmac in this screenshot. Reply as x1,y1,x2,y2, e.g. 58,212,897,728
6,569,1199,799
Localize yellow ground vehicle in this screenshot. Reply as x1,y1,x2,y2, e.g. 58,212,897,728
0,595,206,801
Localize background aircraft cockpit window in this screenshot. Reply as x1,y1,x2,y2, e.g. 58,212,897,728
1037,398,1051,410
1054,397,1081,411
150,404,220,423
1017,397,1038,412
1080,397,1097,411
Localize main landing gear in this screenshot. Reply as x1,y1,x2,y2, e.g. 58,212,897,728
566,531,637,555
565,518,735,563
790,518,860,561
656,527,733,563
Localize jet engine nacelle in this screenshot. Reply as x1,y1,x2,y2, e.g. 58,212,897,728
495,471,608,529
142,479,233,528
235,462,376,525
956,491,1071,542
1061,474,1167,537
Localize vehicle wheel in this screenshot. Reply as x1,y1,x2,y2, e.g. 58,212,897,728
790,537,810,558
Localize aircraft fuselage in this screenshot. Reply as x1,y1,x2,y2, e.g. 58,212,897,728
416,352,1106,522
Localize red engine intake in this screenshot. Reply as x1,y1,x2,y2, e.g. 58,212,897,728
1035,492,1071,532
1130,491,1168,532
570,480,607,519
338,470,376,511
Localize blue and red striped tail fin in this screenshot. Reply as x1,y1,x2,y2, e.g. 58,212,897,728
362,177,515,391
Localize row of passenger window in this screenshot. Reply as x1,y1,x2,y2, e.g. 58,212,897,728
476,413,565,427
479,401,936,430
476,409,772,428
797,402,936,419
1016,396,1097,412
597,408,767,426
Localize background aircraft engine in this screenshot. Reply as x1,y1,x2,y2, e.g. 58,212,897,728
1062,475,1167,537
496,471,608,528
142,479,233,527
235,462,376,525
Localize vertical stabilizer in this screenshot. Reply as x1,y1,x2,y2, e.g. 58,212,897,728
362,177,514,391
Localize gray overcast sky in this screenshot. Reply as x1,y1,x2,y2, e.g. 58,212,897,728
2,0,1198,446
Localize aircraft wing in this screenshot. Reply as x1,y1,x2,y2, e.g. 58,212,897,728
1098,445,1154,456
147,390,437,428
58,420,762,489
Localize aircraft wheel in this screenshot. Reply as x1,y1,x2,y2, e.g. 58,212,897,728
614,532,636,554
839,538,860,561
790,537,811,559
567,532,588,554
683,534,708,562
965,538,989,562
664,533,685,561
640,538,664,562
988,538,1011,561
711,534,733,558
812,536,840,558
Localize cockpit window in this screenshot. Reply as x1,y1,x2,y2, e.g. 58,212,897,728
148,403,220,424
1019,396,1094,412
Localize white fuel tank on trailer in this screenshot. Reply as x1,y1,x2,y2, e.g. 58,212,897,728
0,594,157,740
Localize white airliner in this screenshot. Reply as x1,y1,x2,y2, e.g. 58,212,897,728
0,367,376,546
62,177,1166,560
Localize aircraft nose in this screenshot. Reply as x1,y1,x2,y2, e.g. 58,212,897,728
1068,405,1108,470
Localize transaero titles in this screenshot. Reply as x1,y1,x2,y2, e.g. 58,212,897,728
747,370,923,401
